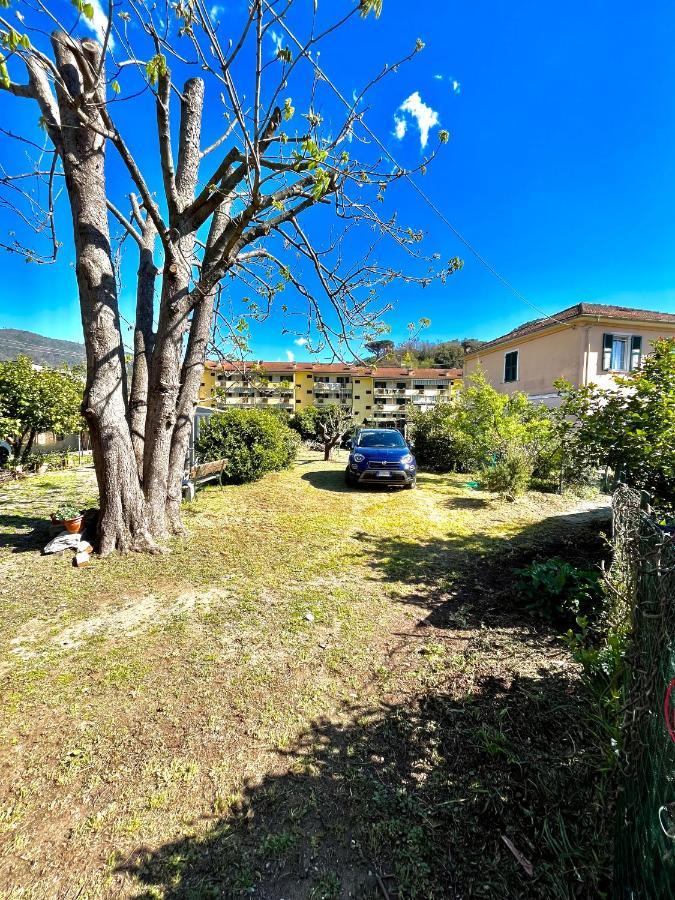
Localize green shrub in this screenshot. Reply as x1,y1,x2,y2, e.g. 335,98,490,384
409,371,558,483
288,406,321,440
481,451,533,498
555,338,675,507
515,557,605,625
196,409,299,484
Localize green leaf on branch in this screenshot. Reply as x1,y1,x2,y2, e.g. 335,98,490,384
277,47,292,63
282,98,294,121
439,129,450,143
360,0,383,18
146,53,168,85
111,80,121,94
70,0,94,20
312,168,331,199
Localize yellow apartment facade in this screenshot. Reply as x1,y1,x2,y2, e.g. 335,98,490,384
199,361,462,426
464,303,675,406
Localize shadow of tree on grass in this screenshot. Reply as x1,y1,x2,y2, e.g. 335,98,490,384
120,507,613,899
121,668,611,899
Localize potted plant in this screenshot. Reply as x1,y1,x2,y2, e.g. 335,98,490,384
51,502,83,534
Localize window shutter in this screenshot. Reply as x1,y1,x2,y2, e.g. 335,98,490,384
630,336,642,371
602,333,613,371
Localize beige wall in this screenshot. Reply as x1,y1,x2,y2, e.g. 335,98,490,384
464,324,584,399
465,318,675,402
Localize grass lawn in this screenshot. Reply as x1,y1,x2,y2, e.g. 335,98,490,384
0,451,612,899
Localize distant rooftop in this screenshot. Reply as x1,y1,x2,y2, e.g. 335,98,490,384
204,360,463,379
466,303,675,354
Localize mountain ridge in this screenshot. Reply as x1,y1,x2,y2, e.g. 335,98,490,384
0,328,86,368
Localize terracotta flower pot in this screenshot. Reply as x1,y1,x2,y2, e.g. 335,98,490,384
63,516,83,534
51,514,83,534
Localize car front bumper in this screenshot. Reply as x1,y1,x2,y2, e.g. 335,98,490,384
349,465,416,485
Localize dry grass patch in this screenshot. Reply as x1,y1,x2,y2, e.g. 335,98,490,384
0,451,611,898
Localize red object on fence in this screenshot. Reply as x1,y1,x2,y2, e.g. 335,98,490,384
665,678,675,744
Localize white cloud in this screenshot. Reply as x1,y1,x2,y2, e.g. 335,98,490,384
269,28,283,55
82,0,114,48
397,91,439,149
294,337,308,347
393,115,407,140
433,74,443,80
450,79,461,95
285,350,295,362
210,4,225,21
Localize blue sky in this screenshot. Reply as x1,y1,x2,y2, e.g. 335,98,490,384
1,0,674,361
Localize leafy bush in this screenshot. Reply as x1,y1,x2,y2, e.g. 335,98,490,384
54,502,81,520
481,452,532,499
515,557,605,624
288,406,322,440
196,409,299,484
555,337,675,507
409,371,557,493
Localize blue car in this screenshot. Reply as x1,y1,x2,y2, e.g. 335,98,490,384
345,428,417,489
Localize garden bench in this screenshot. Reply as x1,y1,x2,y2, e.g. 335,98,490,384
181,457,228,502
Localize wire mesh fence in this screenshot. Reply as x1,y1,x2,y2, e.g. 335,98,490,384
610,485,675,899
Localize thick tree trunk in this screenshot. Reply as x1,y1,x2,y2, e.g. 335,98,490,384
143,77,205,537
21,428,36,461
129,222,157,478
52,33,155,555
165,204,228,532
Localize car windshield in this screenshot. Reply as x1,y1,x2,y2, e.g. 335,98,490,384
357,431,406,449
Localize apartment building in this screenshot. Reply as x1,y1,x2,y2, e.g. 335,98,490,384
199,361,462,426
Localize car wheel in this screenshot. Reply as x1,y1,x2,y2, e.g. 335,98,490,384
344,471,357,488
405,478,416,490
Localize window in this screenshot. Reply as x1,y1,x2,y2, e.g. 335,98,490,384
307,389,313,395
355,379,361,383
357,430,406,448
396,382,406,389
602,333,642,372
354,395,361,400
375,381,386,388
366,405,372,410
504,350,518,383
366,389,372,395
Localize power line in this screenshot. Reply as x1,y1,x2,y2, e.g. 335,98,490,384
267,6,566,328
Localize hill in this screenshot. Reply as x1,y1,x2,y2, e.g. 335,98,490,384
0,329,86,368
365,336,486,369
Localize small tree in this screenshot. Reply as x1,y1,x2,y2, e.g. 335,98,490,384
315,404,354,460
556,338,675,506
409,370,556,488
0,355,83,460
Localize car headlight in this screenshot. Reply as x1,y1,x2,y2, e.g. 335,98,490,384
401,454,413,464
352,453,365,462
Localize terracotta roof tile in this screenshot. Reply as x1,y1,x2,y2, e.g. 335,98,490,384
204,360,462,379
467,303,675,354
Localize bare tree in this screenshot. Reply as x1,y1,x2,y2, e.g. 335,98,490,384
0,0,461,553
